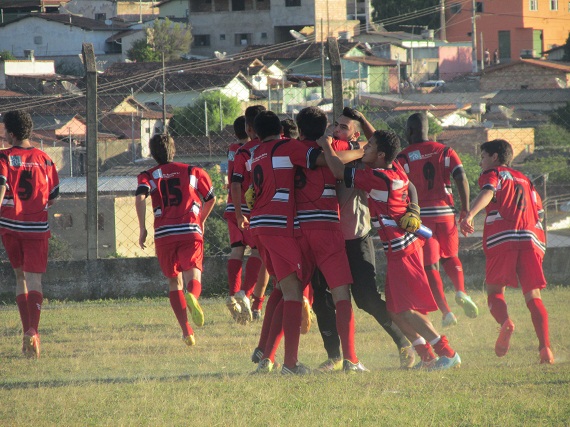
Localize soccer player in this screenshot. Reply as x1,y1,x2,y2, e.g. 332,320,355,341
280,118,299,139
311,108,415,371
319,129,462,370
229,106,270,323
135,134,215,346
459,139,553,364
397,112,478,327
0,110,59,358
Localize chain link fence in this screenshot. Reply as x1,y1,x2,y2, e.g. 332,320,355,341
1,38,570,262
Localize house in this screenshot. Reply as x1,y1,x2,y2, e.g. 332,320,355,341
155,0,360,56
392,104,473,128
444,0,570,64
0,13,134,70
0,0,67,23
0,57,56,89
59,0,159,23
479,59,570,91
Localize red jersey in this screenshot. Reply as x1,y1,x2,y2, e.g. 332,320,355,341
224,141,244,220
249,138,317,236
0,146,59,239
396,141,463,221
344,161,422,259
136,162,214,246
230,138,261,218
478,166,545,256
294,139,349,231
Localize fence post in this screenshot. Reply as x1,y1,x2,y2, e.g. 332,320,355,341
327,37,343,120
82,43,98,260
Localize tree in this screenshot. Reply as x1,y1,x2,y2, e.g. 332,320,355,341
147,18,193,62
170,91,241,136
550,101,570,132
562,33,570,62
0,50,15,61
534,123,570,148
126,39,162,63
371,0,440,32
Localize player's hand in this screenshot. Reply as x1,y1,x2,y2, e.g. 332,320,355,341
316,135,333,148
459,209,468,222
399,202,421,233
245,186,256,210
459,216,475,236
237,214,250,230
139,228,148,249
342,107,365,123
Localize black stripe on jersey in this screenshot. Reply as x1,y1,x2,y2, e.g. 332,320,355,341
308,147,321,170
420,206,456,217
344,168,356,188
49,186,60,200
486,230,545,252
135,184,150,197
297,210,340,222
250,215,288,228
154,223,202,238
203,186,215,202
381,232,418,253
224,203,251,215
0,175,5,186
0,217,49,232
231,173,244,183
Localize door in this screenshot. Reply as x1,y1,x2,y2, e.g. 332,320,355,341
533,30,543,57
498,30,511,62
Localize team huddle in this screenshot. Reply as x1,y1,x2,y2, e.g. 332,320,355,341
1,107,554,368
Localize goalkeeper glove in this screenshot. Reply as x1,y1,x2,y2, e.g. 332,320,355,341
399,202,421,233
245,186,256,210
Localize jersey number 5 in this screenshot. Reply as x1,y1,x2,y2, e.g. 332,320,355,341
18,171,33,200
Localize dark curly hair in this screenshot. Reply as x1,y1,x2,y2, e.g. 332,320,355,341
480,139,513,166
371,130,401,163
149,134,176,164
3,110,33,141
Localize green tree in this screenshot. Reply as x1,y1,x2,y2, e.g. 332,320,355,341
550,101,570,132
126,38,162,62
562,33,570,61
147,18,193,62
170,91,241,136
534,123,570,148
520,155,570,184
372,0,440,32
0,50,16,61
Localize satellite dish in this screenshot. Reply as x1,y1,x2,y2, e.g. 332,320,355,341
555,77,567,89
364,42,372,50
289,30,308,42
214,51,227,60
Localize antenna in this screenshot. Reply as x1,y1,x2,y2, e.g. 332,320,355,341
214,51,227,60
289,30,308,42
555,77,567,89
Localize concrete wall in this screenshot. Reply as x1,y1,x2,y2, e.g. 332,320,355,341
1,247,568,302
480,63,570,91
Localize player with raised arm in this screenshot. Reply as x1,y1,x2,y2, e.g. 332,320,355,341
459,139,553,364
135,134,215,346
0,110,59,358
319,130,462,370
397,112,478,328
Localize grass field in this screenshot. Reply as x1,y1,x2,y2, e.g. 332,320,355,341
1,287,569,427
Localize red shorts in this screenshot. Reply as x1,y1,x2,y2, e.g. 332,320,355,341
226,217,256,248
422,218,459,265
486,248,546,294
1,234,48,273
385,248,438,314
156,239,203,278
302,229,353,289
256,235,306,283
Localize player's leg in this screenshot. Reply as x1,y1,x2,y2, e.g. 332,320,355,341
235,248,263,324
251,263,270,320
226,244,245,322
423,232,455,325
279,272,305,373
167,274,194,346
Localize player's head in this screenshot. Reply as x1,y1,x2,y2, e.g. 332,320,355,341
480,139,513,168
406,112,429,143
233,115,248,140
280,118,299,139
245,105,266,139
3,110,33,143
295,107,327,141
333,111,361,143
254,110,282,141
149,134,175,164
362,130,401,166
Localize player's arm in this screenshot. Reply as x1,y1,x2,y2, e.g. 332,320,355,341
135,191,148,249
452,166,470,219
314,147,364,167
459,188,494,236
316,136,345,180
399,181,421,233
230,181,249,230
0,180,6,210
343,107,375,140
201,197,216,232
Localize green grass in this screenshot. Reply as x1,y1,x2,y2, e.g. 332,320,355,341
1,287,569,426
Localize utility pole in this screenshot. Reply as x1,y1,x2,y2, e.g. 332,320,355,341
440,0,446,41
162,52,167,134
471,0,478,73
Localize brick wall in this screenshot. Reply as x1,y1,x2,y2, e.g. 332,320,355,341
481,63,569,91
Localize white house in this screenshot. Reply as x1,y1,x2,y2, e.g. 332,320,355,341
0,58,55,89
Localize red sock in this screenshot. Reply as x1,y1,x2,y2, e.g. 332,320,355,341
169,290,192,336
432,335,455,358
27,291,43,332
442,257,465,293
282,300,302,369
251,294,265,311
527,298,550,350
257,288,282,350
335,299,357,363
227,259,242,296
16,293,30,333
243,257,262,296
262,299,284,362
414,343,436,362
187,279,202,299
425,269,451,313
487,292,509,325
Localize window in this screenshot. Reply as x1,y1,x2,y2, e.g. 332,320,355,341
550,0,558,10
54,213,73,230
450,3,462,13
220,34,226,41
232,0,245,10
529,0,538,10
235,33,251,46
193,35,211,47
260,32,267,39
94,13,106,20
286,0,301,6
34,36,43,45
476,2,483,12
